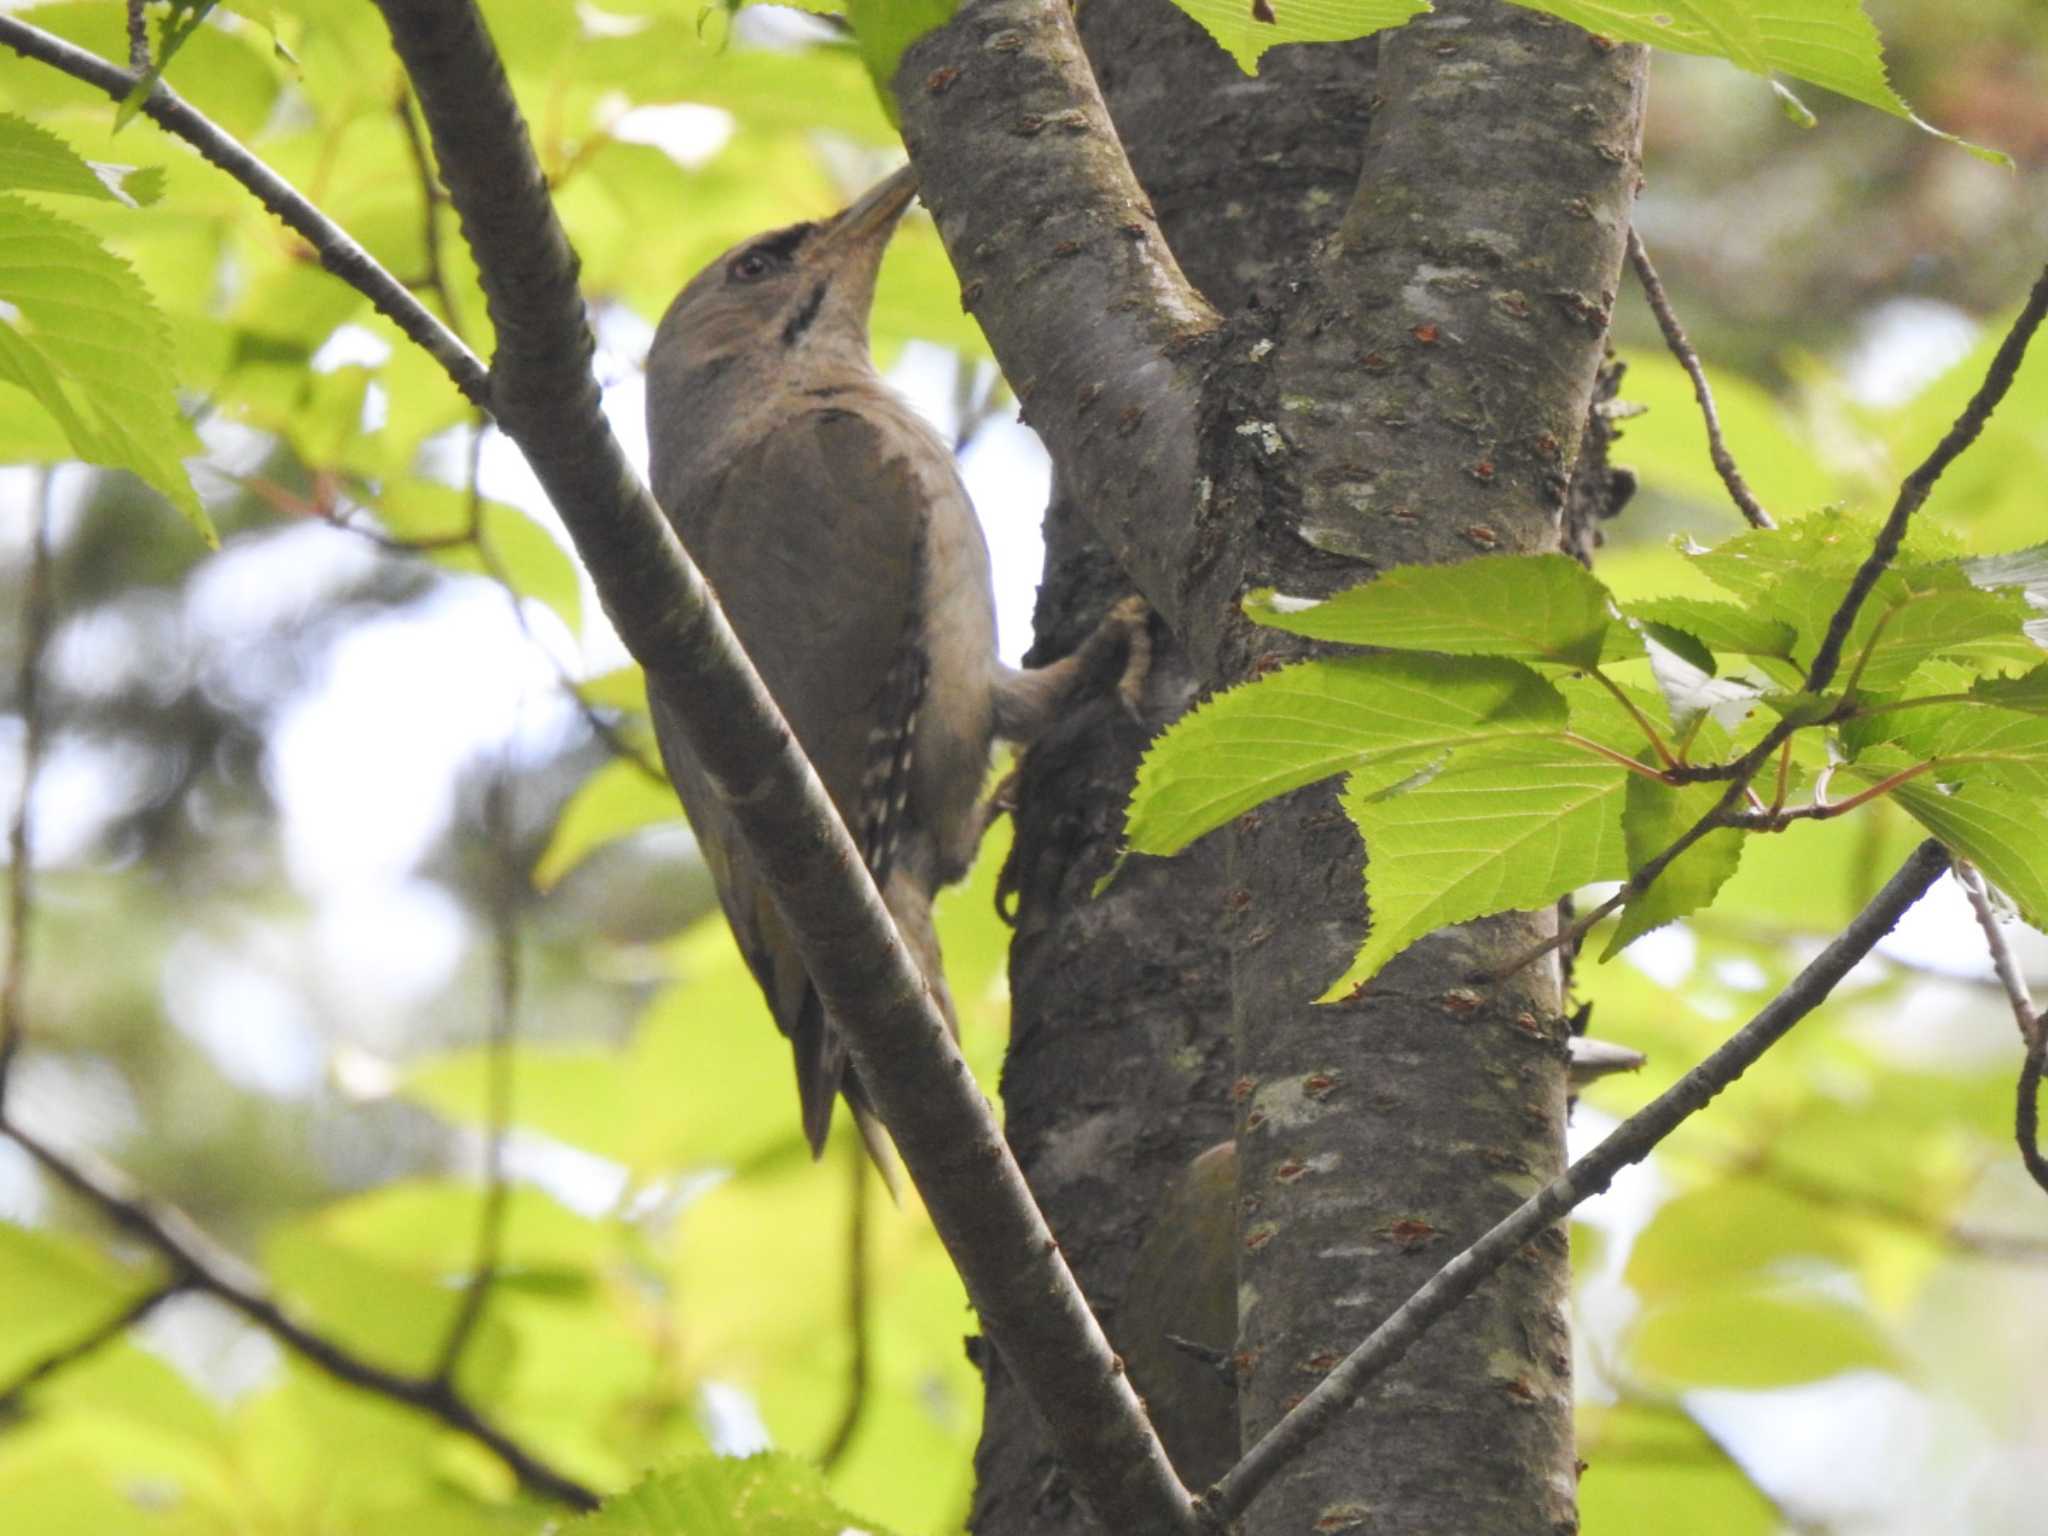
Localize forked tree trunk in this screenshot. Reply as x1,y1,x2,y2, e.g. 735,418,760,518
966,4,1646,1533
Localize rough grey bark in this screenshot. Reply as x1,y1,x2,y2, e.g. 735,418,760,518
902,3,1646,1533
964,8,1379,1532
1218,12,1646,1534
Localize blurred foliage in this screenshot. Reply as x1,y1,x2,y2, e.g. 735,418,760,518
0,2,2044,1534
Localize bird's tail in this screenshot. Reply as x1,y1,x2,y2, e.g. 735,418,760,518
849,1094,904,1205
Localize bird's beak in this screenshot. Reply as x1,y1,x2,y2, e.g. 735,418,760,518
1565,1035,1647,1086
817,162,922,264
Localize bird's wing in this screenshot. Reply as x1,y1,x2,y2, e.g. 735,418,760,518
653,403,938,1155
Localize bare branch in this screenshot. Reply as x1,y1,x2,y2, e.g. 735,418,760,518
1627,228,1773,530
1751,1160,2048,1264
2019,1032,2048,1199
0,14,489,408
395,87,468,343
1805,262,2048,694
0,482,591,1503
0,1118,599,1507
123,0,147,73
430,775,521,1384
0,479,53,1106
1208,839,1950,1523
1955,860,2042,1052
369,3,1195,1526
1966,854,2048,1200
818,1135,873,1471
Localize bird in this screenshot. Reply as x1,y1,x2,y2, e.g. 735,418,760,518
643,164,1147,1177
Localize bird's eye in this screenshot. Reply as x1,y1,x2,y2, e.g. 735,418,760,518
728,250,774,282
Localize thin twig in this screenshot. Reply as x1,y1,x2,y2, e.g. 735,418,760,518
466,457,667,786
0,480,54,1105
1209,840,1950,1522
1627,228,1773,530
2020,1031,2048,1198
1952,861,2048,1197
430,774,521,1384
0,1118,599,1507
1954,860,2042,1051
0,1282,183,1411
1805,263,2048,695
1750,1159,2048,1264
395,88,467,343
0,14,490,407
818,1131,872,1471
124,0,147,73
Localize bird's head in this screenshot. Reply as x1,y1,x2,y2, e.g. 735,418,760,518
648,163,921,406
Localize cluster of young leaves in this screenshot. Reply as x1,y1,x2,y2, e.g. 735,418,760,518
1121,513,2048,997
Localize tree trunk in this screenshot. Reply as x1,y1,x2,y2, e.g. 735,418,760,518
957,3,1646,1533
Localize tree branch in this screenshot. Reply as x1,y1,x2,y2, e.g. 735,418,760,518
368,3,1195,1527
0,492,593,1503
1204,838,1950,1522
894,0,1220,637
1804,262,2048,694
430,774,521,1384
1955,860,2042,1053
0,14,490,408
1627,227,1773,530
0,1118,599,1506
818,1133,873,1471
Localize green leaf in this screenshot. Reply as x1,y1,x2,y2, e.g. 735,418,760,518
1766,567,2036,694
1246,554,1627,667
1856,706,2048,798
1688,508,1958,601
1611,349,1836,522
1162,0,1424,74
314,1180,612,1287
1508,0,2003,163
408,916,805,1173
1578,1402,1779,1536
1845,584,2035,691
0,113,163,206
372,482,582,636
0,195,211,543
576,665,651,716
535,758,682,891
1624,1180,1858,1300
1601,771,1746,960
262,1225,516,1393
0,1224,155,1378
1123,654,1568,859
1629,1289,1897,1388
844,0,957,118
1847,748,2048,930
1973,663,2048,713
576,1452,901,1536
1331,735,1631,996
1624,597,1797,662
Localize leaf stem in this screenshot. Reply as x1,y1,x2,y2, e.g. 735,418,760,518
1557,732,1674,782
1587,667,1679,769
